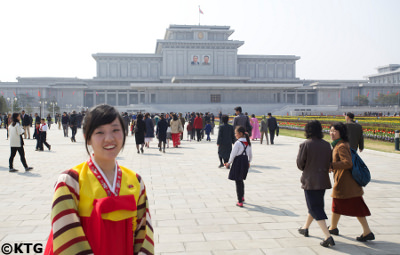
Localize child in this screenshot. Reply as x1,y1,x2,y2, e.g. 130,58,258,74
44,104,154,255
204,121,212,141
186,122,193,141
225,126,252,207
33,122,41,151
39,118,51,151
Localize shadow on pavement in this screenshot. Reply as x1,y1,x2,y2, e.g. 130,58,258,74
244,203,299,217
251,165,281,170
370,179,400,185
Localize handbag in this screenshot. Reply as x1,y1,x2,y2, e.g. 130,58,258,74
350,148,371,187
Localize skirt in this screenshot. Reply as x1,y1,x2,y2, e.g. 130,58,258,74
304,190,327,221
145,137,153,143
171,133,181,147
332,196,371,217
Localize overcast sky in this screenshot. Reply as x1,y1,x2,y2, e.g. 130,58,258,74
1,0,399,82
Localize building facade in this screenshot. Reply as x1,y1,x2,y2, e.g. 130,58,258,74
1,24,399,115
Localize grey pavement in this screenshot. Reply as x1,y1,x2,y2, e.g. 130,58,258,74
0,126,400,255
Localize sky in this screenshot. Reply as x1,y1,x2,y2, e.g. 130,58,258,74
0,0,399,82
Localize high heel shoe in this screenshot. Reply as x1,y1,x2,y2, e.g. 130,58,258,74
356,232,375,242
320,236,335,247
328,226,339,235
298,228,309,237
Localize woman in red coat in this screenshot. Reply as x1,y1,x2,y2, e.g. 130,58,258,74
193,113,203,142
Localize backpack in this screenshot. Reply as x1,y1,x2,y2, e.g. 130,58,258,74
350,148,371,187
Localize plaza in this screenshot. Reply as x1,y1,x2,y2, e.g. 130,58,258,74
0,126,400,254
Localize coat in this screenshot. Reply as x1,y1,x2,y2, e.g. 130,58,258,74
267,116,278,130
9,123,24,147
193,117,203,129
345,122,364,151
217,124,235,160
331,140,363,199
296,138,332,190
260,119,268,132
144,118,154,138
156,119,168,142
170,119,182,134
134,119,146,145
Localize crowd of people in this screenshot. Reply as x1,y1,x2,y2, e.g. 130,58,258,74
3,105,374,251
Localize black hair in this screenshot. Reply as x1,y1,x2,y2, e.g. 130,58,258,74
173,114,178,121
222,115,229,124
82,104,126,155
235,126,251,146
137,113,143,120
11,113,20,127
330,122,348,142
346,112,355,119
234,106,242,113
251,114,255,118
305,120,323,139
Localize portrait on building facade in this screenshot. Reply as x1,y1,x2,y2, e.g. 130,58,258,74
191,55,200,65
202,55,211,65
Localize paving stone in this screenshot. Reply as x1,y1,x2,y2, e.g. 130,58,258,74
0,127,399,254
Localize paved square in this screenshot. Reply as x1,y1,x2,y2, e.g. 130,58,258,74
0,126,399,254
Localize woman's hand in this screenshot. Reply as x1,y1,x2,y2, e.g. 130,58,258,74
224,163,230,168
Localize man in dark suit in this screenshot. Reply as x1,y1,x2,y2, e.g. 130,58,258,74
345,112,364,152
232,106,252,137
267,113,278,144
21,110,31,139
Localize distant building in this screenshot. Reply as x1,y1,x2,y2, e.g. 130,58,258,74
0,25,399,115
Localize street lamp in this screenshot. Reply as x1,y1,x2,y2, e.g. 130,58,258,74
7,97,17,113
39,100,47,118
50,102,57,120
66,104,72,113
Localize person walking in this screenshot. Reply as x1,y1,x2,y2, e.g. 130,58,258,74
179,113,186,140
194,113,203,142
5,113,11,139
144,113,154,148
39,118,51,151
21,110,31,139
249,114,261,140
225,126,252,207
217,115,235,168
345,112,364,152
61,112,69,137
170,114,183,148
135,113,146,153
156,114,168,153
8,113,33,172
33,122,41,151
46,114,52,129
43,105,154,255
233,106,252,137
297,120,334,247
328,122,375,242
267,113,278,144
70,110,78,142
260,115,269,145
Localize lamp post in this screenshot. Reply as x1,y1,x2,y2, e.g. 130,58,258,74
7,97,17,113
39,100,47,118
50,102,57,120
66,104,72,113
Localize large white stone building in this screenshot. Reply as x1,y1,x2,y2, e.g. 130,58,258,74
1,24,399,115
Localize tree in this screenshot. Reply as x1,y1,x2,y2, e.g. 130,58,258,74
354,95,369,106
374,93,400,106
0,96,8,113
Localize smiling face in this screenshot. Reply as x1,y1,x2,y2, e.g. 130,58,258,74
88,118,124,164
235,130,244,140
330,126,340,141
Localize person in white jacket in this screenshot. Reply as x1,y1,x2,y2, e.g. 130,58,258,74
8,113,33,172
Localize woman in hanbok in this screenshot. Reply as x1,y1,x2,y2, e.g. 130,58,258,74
44,105,154,255
250,114,261,140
